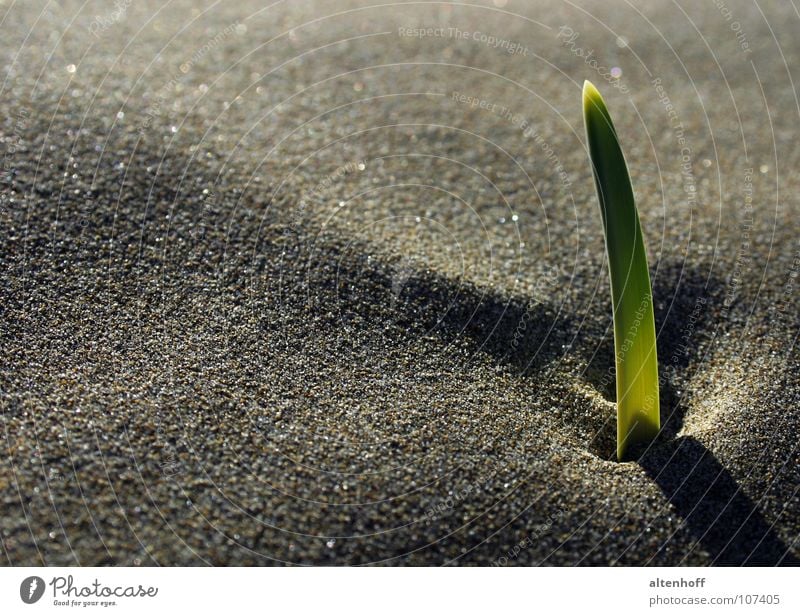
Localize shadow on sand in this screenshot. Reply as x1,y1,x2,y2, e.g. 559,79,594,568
635,264,796,565
413,258,799,565
308,239,798,564
637,436,798,565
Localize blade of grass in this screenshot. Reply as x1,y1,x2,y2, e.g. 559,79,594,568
582,80,660,461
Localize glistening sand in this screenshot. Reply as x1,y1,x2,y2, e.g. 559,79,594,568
1,0,798,565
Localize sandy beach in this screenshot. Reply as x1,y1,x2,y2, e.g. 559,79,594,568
1,0,798,565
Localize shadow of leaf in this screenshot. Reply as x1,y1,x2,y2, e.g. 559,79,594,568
639,436,799,565
301,237,798,564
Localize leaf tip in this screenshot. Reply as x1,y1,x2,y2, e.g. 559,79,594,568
582,79,602,107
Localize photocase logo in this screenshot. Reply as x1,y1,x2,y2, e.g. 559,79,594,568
20,576,45,604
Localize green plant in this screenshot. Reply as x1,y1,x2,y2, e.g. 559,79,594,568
582,80,660,461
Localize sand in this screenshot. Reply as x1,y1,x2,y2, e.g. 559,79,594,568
1,0,798,565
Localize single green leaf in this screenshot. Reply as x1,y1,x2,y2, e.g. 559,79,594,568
583,80,660,461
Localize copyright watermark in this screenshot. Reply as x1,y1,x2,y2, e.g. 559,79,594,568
557,26,629,94
398,26,528,56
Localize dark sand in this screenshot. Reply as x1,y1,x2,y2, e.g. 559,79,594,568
1,0,798,565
